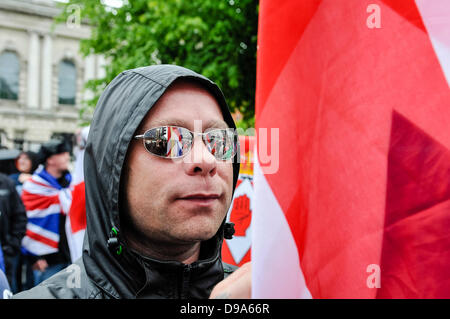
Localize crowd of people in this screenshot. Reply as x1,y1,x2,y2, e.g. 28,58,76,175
0,128,88,297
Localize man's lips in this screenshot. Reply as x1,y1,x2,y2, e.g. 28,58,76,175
176,193,221,206
180,193,220,200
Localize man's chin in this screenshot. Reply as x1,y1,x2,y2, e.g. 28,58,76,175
172,227,220,244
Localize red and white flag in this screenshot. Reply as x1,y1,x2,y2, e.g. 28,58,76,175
252,0,450,298
65,126,89,262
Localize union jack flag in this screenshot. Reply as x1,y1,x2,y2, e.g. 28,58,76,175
21,166,72,257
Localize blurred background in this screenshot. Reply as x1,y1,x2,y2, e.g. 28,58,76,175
0,0,258,173
0,0,102,172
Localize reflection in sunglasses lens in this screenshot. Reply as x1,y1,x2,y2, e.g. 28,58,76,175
142,126,235,159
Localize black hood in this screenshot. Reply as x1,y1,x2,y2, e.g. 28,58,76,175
82,65,240,298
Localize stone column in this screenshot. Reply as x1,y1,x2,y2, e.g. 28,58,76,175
41,34,53,110
27,31,40,109
83,54,96,101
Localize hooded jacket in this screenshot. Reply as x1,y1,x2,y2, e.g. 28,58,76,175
0,173,27,284
14,65,240,299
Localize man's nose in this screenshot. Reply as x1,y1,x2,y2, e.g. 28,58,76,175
184,136,217,177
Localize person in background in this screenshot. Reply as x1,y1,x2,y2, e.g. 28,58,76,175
0,268,12,299
0,242,4,272
0,238,12,299
72,127,89,185
20,140,72,287
7,151,39,293
0,172,27,293
9,151,39,195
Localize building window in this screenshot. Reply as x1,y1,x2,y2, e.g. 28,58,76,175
13,130,25,150
0,51,20,100
58,60,76,105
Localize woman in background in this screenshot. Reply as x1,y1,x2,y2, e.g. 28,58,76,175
8,151,39,293
9,151,39,195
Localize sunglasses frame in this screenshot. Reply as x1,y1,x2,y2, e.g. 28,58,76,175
134,125,237,160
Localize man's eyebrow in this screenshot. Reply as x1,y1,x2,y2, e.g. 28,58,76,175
204,119,229,129
148,119,229,129
150,118,189,128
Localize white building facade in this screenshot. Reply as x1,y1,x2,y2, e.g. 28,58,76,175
0,0,104,151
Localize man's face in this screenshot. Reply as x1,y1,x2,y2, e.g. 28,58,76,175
122,82,234,245
47,152,70,172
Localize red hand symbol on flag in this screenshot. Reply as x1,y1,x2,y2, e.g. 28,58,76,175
229,194,251,237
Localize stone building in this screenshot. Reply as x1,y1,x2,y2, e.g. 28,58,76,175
0,0,104,152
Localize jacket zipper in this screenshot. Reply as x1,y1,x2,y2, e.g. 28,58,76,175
180,264,191,299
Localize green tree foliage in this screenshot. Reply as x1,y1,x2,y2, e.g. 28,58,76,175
56,0,258,128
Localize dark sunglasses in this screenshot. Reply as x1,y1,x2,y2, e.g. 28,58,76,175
134,126,237,160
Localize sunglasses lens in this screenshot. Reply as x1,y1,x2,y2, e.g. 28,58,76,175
143,126,192,158
141,126,237,160
204,129,237,160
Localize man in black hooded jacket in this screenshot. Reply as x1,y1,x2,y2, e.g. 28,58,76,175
0,173,27,290
14,65,242,299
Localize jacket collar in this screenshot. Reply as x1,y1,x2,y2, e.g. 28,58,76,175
84,231,224,299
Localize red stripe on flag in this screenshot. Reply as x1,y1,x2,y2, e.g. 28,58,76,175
21,191,60,211
25,230,59,249
256,0,322,118
69,182,87,233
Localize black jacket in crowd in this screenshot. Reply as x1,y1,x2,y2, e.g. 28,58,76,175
0,173,27,281
14,65,240,299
